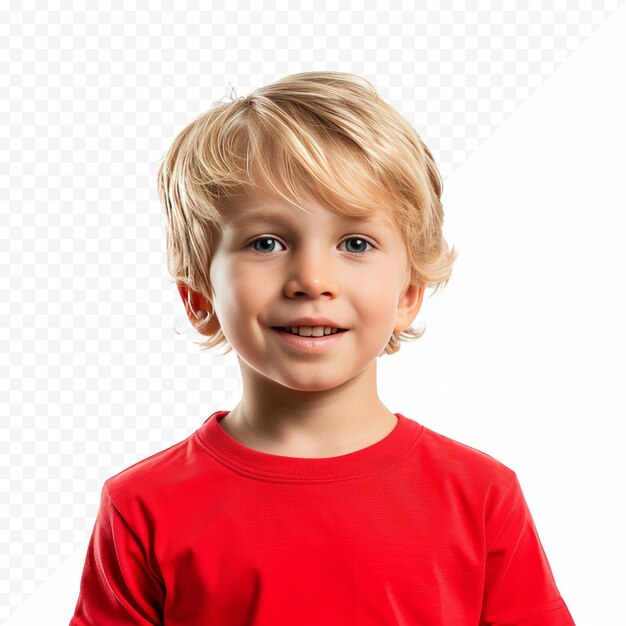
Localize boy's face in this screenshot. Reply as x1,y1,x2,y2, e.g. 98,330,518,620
186,184,424,393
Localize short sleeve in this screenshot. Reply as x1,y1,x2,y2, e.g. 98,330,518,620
69,482,165,625
480,473,576,626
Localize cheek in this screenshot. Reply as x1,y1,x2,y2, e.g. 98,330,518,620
356,276,397,309
221,270,271,323
354,281,402,332
209,261,241,326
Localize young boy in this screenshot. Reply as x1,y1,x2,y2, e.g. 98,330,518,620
70,71,575,625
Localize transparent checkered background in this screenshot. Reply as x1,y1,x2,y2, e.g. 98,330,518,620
1,1,624,621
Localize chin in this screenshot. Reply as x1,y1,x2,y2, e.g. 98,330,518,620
273,374,347,393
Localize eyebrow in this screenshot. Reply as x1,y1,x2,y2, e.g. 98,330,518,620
228,210,392,228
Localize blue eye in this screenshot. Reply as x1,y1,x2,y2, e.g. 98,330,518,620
341,237,374,254
247,236,374,255
249,237,285,254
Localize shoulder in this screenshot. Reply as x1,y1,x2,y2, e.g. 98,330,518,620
421,424,514,473
414,421,519,505
102,427,205,511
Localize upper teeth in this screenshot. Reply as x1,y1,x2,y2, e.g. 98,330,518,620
284,326,339,337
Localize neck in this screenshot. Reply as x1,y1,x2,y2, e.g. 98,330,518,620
221,359,398,458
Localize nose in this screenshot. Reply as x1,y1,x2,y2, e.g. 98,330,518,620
284,246,339,299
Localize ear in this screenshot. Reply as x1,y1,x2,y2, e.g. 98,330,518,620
176,282,219,336
394,278,425,334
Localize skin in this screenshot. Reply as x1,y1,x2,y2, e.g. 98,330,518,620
177,183,425,458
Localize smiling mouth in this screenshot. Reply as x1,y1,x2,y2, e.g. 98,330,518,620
271,327,348,336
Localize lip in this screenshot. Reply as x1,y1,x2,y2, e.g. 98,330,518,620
275,317,346,329
271,327,348,353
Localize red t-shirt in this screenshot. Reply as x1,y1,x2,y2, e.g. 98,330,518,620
70,411,575,625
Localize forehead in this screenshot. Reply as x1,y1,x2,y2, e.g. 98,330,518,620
224,190,397,230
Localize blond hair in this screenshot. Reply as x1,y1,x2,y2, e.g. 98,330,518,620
157,71,458,356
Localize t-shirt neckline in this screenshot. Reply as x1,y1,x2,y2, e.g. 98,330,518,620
195,410,423,483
